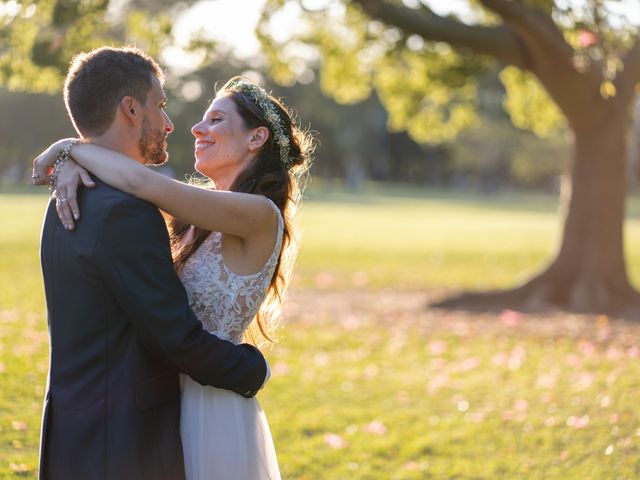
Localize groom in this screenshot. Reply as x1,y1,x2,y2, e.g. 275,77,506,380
37,47,269,480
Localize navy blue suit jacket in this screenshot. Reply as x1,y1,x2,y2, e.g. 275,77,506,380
39,179,267,479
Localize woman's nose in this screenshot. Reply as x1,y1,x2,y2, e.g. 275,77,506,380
191,121,204,137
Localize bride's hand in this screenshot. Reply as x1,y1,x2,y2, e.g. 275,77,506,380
32,139,96,230
54,159,96,230
32,138,77,186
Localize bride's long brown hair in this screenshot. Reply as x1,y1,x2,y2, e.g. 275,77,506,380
168,77,314,345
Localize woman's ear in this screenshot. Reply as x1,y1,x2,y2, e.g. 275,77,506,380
120,96,141,125
248,126,270,151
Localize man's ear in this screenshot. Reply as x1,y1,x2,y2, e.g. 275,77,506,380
120,96,141,124
248,126,269,151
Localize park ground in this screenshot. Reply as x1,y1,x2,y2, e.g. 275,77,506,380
1,185,640,479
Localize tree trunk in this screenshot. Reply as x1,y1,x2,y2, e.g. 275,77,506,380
435,111,640,314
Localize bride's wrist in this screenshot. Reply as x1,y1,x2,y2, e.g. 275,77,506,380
48,139,80,193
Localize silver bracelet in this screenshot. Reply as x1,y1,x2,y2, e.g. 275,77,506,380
48,139,79,193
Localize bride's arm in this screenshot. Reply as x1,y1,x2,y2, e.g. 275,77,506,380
70,143,277,239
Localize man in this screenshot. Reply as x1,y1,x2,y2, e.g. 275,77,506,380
36,47,269,479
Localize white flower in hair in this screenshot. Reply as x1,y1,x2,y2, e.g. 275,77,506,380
226,79,293,168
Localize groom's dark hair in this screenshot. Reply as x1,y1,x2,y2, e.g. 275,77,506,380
64,46,164,137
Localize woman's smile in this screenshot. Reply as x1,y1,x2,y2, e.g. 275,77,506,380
195,140,215,153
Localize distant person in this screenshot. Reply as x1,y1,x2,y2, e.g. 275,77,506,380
33,46,313,480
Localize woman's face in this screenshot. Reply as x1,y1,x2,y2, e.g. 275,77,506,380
191,95,256,184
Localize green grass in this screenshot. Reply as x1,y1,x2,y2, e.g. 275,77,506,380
1,187,640,478
297,184,640,291
262,301,640,479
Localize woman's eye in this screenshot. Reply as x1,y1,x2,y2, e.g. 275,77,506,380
210,117,221,124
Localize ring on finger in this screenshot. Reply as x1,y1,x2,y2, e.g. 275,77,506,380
58,197,68,204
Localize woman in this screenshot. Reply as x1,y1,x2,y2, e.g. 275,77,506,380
33,76,313,479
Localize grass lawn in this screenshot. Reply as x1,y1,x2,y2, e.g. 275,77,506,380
297,183,640,291
1,186,640,479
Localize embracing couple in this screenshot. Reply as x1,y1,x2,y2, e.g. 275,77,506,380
32,46,312,479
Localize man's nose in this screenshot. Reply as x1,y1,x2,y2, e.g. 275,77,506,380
164,113,174,134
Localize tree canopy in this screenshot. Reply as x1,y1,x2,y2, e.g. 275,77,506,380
258,0,637,142
0,0,196,93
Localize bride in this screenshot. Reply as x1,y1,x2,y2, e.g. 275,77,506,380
34,76,313,479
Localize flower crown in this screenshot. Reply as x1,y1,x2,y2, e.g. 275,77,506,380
224,79,293,168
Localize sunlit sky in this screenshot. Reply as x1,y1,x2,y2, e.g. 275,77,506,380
163,0,265,71
164,0,640,71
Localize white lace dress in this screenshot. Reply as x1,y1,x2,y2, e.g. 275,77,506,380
178,201,282,480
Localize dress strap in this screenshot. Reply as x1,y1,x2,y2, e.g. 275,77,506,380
264,197,284,262
265,197,283,235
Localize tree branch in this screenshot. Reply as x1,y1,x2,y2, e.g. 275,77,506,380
351,0,529,69
480,0,606,123
479,0,574,70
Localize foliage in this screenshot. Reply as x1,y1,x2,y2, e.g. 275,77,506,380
258,1,485,144
448,116,568,189
0,88,75,178
258,0,637,144
499,67,566,138
374,47,478,143
0,0,194,93
3,191,640,478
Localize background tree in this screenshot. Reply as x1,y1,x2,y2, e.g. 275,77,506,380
258,0,640,313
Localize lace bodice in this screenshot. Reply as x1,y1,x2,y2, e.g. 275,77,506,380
178,200,283,344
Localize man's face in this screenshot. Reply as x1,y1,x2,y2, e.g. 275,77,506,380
139,75,174,165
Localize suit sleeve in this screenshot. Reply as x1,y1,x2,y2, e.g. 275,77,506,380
95,196,267,397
